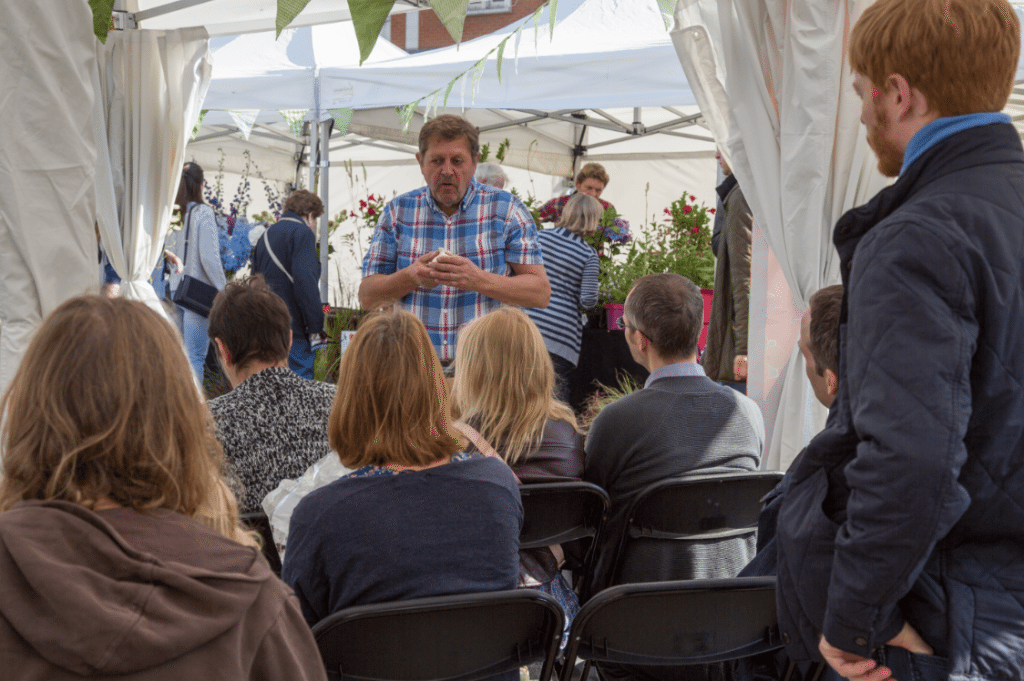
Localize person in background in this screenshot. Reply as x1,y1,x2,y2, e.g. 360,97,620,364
252,189,325,380
538,162,614,224
776,2,1024,679
282,309,521,633
207,276,337,514
0,295,326,681
475,161,508,189
451,307,585,644
165,162,226,383
701,149,753,393
359,114,549,365
525,192,601,401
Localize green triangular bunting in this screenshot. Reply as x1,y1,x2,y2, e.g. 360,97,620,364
429,0,471,45
89,0,115,43
329,109,354,136
280,110,309,138
276,0,311,37
349,0,398,64
656,0,679,30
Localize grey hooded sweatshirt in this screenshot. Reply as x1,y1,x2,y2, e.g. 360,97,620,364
0,499,327,680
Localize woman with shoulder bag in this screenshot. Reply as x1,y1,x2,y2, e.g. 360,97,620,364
165,162,226,383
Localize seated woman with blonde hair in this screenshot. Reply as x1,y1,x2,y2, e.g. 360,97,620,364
282,309,522,627
0,296,325,681
451,307,586,636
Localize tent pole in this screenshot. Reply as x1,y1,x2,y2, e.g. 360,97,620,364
308,120,318,191
319,120,331,305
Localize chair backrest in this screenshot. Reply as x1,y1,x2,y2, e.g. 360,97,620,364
239,511,282,576
560,576,783,681
608,471,783,587
312,589,564,681
519,481,609,549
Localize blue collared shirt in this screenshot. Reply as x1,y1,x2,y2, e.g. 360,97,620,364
901,112,1011,174
644,361,706,389
362,178,542,361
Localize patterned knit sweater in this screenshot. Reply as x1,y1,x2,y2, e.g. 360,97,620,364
208,367,336,513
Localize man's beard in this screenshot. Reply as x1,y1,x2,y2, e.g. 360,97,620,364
868,106,903,178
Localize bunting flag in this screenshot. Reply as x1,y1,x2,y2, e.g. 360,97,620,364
656,0,679,30
228,109,260,140
348,0,398,64
428,0,471,46
280,109,309,138
328,108,354,136
275,0,310,37
190,109,208,141
89,0,115,43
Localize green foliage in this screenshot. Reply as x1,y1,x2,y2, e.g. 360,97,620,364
509,188,543,230
478,138,510,163
314,307,364,383
598,192,716,304
578,371,643,432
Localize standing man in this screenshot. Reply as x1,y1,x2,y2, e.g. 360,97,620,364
359,114,549,363
776,3,1024,681
702,149,753,392
252,189,325,379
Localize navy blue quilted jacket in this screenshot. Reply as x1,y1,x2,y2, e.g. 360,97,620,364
252,211,324,337
776,122,1024,679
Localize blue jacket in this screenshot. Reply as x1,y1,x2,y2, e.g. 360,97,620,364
776,122,1024,679
253,211,324,337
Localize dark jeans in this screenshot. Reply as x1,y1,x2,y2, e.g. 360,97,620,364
551,353,575,404
289,335,315,379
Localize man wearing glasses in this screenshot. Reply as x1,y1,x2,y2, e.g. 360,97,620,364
584,273,765,597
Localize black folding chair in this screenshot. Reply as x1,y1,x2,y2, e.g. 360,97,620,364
312,589,564,681
239,511,282,576
560,576,789,681
603,471,784,592
519,481,610,596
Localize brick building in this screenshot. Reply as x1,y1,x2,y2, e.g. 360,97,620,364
384,0,548,52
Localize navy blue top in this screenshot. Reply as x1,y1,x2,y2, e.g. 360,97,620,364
252,211,324,336
282,453,522,627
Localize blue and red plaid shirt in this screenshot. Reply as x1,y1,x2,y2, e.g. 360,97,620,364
537,193,613,223
362,179,543,361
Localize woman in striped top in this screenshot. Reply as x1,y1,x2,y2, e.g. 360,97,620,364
526,193,602,401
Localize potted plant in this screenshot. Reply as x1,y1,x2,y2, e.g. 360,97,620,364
597,192,716,329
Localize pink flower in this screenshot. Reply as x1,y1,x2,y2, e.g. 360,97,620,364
663,208,671,214
709,208,716,214
689,195,696,201
683,205,693,214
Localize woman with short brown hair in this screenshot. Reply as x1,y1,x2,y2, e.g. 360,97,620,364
282,308,522,627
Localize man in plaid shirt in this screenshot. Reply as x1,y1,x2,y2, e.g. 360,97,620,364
359,115,550,362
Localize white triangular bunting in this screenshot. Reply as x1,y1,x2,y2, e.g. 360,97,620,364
227,109,260,140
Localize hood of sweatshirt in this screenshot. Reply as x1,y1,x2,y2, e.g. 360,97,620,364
0,500,271,675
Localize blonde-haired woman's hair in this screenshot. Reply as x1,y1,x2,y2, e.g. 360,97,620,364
452,307,580,465
558,192,603,237
330,308,465,468
0,296,256,547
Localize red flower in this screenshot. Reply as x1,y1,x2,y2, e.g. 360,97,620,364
689,195,696,201
683,205,693,214
663,208,671,214
691,226,701,235
323,304,332,313
368,194,376,201
367,207,376,216
359,199,367,209
708,208,716,214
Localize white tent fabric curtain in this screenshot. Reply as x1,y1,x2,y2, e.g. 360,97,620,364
0,0,100,392
672,0,890,470
93,28,212,315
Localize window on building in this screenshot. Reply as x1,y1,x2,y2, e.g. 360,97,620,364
467,0,513,14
